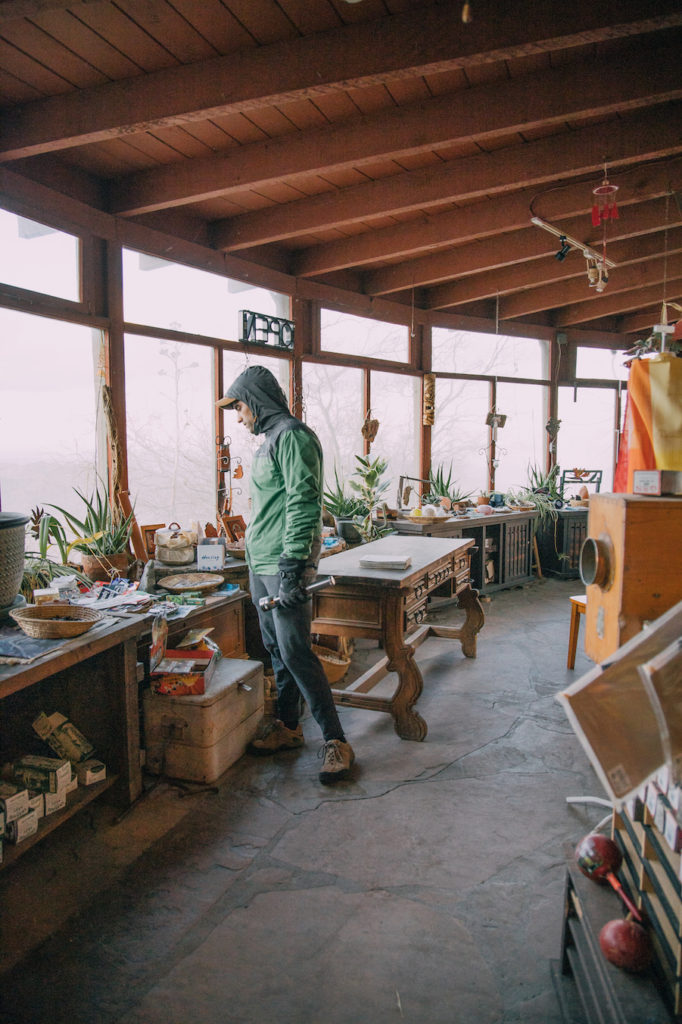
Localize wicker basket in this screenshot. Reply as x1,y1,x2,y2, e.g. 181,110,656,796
312,643,351,685
9,604,103,639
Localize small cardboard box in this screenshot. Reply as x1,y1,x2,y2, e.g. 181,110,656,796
74,759,106,786
151,649,218,696
44,789,67,815
28,791,45,819
6,807,39,844
0,782,29,823
663,805,682,854
33,711,95,764
196,543,225,571
12,755,71,794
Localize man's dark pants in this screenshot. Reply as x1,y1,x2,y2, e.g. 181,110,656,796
249,571,346,742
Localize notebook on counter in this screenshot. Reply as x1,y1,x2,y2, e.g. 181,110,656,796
358,555,412,570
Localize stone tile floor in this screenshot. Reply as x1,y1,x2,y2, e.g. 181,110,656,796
0,578,602,1024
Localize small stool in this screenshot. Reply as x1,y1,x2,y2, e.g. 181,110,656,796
567,595,587,669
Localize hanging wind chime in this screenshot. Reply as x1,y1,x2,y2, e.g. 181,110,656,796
586,164,619,293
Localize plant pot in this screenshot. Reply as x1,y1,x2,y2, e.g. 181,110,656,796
81,551,130,582
333,517,363,544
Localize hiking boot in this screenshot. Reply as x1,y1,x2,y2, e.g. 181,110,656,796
248,720,304,756
318,739,355,784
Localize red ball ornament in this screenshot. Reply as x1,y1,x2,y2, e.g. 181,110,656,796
575,833,622,882
599,918,652,972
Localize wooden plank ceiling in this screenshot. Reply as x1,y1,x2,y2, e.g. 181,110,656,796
1,0,681,337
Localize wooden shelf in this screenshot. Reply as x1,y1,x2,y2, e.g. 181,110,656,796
2,775,116,870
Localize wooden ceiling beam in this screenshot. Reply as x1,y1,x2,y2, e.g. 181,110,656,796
555,261,682,324
294,167,679,277
429,220,682,311
109,39,681,216
1,0,680,160
214,107,681,253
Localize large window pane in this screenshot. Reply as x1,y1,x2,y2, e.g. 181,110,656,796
219,353,290,521
432,327,548,379
0,309,101,516
558,386,617,491
576,346,629,382
0,208,80,302
370,371,420,505
302,363,364,489
431,379,490,498
125,336,215,529
123,249,289,340
494,382,548,494
321,309,408,362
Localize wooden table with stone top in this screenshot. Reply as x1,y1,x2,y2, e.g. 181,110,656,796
311,534,484,741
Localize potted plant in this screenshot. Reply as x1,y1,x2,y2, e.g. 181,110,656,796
421,463,471,511
348,454,394,543
20,507,91,602
323,467,368,543
46,481,134,582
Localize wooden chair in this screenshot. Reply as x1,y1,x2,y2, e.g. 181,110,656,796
567,594,587,669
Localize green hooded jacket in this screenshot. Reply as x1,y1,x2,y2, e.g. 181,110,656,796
222,365,322,574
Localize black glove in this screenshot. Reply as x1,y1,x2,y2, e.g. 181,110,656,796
277,555,309,609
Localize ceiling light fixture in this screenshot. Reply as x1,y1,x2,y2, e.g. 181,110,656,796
555,235,571,262
531,215,616,292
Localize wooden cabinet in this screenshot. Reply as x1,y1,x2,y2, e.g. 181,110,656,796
583,494,682,662
613,804,682,1018
556,847,671,1023
461,512,536,593
536,508,587,579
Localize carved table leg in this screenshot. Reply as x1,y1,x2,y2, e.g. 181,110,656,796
457,585,485,658
383,592,428,741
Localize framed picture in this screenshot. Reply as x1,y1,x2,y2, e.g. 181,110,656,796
140,523,165,559
219,514,247,542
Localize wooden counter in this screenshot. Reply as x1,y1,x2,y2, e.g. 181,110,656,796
311,535,484,741
0,591,247,867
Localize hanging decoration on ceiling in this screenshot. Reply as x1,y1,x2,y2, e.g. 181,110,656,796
461,2,472,23
591,166,619,228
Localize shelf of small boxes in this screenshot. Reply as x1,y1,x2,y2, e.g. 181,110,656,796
0,710,112,869
613,765,682,1018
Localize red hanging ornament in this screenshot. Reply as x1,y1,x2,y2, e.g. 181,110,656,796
591,173,619,227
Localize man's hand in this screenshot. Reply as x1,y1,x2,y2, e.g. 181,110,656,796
277,555,309,609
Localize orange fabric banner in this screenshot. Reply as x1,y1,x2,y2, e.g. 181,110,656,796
614,355,682,491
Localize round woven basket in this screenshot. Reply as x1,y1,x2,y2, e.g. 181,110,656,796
312,643,351,685
9,604,102,639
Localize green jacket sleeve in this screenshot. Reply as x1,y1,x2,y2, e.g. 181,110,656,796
277,429,323,561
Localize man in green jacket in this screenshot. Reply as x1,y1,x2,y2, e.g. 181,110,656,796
218,364,355,784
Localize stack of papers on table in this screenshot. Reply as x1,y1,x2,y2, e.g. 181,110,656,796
358,555,412,570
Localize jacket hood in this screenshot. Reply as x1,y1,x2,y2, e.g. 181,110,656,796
218,364,294,436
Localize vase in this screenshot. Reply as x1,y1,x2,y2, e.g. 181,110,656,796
0,512,29,609
333,517,363,545
81,551,130,582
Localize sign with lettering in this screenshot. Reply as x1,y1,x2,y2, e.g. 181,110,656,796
239,310,295,349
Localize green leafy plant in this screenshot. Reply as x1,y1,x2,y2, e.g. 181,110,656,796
422,463,471,506
46,481,134,556
323,466,368,520
349,454,393,543
21,506,92,600
20,555,90,604
526,463,561,500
